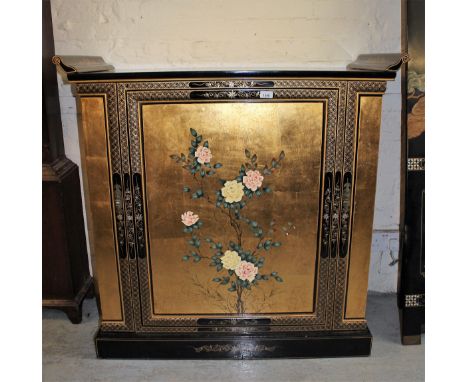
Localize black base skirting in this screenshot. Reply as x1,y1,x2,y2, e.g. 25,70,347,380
95,328,372,359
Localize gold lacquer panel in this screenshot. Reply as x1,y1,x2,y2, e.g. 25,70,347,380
78,96,123,323
140,102,325,318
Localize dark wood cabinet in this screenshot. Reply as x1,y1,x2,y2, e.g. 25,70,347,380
42,0,93,323
399,0,425,345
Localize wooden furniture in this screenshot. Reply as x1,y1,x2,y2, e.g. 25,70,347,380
42,0,93,323
55,58,396,357
399,0,425,345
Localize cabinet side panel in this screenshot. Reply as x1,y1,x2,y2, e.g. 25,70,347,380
79,96,123,322
345,96,382,319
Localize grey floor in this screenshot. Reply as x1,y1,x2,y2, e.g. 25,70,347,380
43,293,424,382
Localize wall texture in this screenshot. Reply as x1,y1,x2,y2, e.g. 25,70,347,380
51,0,401,292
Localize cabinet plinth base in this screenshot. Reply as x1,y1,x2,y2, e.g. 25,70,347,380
95,328,372,359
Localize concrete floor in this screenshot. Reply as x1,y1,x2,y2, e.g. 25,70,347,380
43,293,424,382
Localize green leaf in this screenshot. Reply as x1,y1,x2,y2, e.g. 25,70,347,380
279,150,285,160
213,278,221,282
182,256,189,261
275,276,283,282
214,163,223,169
245,149,251,158
190,128,197,137
221,277,230,285
271,272,278,276
251,154,257,163
203,141,209,148
183,186,190,192
170,154,180,160
273,242,281,247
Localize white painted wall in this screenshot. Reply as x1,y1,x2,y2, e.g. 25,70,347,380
51,0,401,292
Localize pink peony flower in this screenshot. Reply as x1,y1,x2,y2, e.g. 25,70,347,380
181,211,199,226
195,146,212,164
242,170,264,191
235,261,258,282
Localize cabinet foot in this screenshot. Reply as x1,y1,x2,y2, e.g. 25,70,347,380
43,276,93,324
399,307,424,345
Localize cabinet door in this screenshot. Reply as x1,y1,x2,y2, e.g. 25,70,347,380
121,81,352,332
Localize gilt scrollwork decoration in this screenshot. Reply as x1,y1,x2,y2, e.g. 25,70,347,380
193,344,276,353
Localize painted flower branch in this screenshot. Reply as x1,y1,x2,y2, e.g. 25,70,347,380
170,128,294,314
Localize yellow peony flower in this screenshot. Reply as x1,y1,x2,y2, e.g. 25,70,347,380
221,180,244,203
221,250,241,270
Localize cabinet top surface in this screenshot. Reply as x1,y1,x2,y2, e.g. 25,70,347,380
66,69,396,82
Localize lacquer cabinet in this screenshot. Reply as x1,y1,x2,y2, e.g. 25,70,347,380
55,57,396,358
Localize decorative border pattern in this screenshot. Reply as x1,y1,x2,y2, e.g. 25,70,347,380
405,294,425,307
408,157,425,171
